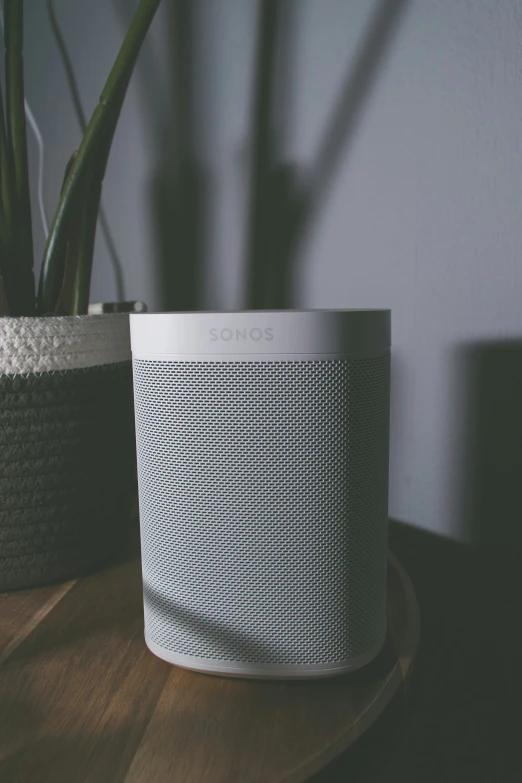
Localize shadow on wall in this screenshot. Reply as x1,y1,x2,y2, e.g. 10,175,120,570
457,340,522,563
150,0,208,312
117,0,410,311
115,0,207,312
245,0,411,309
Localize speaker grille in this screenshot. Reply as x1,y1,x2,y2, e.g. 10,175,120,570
133,357,390,666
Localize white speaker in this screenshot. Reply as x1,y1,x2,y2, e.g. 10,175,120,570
130,309,391,679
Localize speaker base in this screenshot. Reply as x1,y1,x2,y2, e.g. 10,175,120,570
144,636,385,679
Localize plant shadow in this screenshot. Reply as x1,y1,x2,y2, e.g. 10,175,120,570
143,579,399,689
114,0,207,312
115,0,410,310
245,0,411,308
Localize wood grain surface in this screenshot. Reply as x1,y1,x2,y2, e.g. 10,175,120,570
0,552,419,783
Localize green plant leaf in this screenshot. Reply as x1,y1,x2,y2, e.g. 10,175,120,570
4,0,34,315
38,0,161,315
0,17,20,313
51,150,78,316
54,150,103,316
47,0,125,301
60,173,102,316
0,270,10,315
0,79,13,239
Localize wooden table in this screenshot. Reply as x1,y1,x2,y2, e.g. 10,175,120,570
0,551,419,783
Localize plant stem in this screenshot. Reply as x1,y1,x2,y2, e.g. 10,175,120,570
54,148,103,316
4,0,34,314
46,0,87,128
0,271,10,315
0,34,16,310
38,0,161,315
66,174,102,315
52,150,77,315
47,0,125,302
0,79,12,226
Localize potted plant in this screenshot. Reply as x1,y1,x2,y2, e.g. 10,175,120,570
0,0,161,590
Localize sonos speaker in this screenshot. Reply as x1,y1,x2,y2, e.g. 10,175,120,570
130,309,391,679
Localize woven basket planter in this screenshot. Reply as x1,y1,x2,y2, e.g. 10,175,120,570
0,314,136,591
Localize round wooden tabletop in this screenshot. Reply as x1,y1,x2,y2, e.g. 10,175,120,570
0,551,419,783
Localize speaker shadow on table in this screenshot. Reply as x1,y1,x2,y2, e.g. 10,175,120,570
143,581,400,687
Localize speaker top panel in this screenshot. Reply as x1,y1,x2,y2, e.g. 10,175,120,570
130,309,391,360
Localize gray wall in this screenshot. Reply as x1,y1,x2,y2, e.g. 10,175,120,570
22,1,522,545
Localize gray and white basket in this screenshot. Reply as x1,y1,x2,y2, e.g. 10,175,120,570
0,314,136,590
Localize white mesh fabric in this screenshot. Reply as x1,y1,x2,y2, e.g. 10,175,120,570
133,356,390,666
